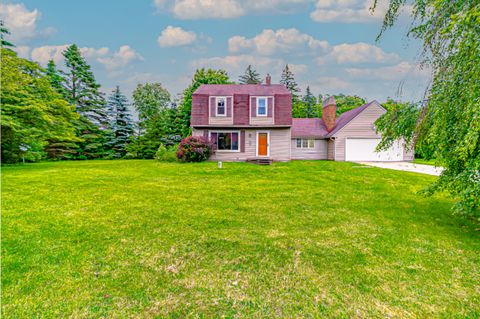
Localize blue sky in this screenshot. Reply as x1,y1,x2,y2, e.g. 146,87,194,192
1,0,429,103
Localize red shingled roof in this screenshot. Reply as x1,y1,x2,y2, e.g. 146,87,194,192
193,84,291,95
291,101,380,138
291,118,329,138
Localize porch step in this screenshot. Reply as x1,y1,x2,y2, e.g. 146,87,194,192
246,158,273,165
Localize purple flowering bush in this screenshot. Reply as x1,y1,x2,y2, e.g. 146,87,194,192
176,136,213,162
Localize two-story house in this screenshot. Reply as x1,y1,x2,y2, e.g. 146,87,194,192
191,76,413,162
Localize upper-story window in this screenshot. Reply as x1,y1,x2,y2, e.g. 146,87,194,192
257,97,267,116
216,97,226,116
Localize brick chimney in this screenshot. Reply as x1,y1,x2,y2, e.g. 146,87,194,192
322,96,336,132
265,74,271,85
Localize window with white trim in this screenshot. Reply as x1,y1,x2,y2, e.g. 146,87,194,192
216,97,226,116
214,132,239,151
296,138,315,149
257,97,267,116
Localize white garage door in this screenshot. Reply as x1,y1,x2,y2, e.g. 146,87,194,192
345,138,404,161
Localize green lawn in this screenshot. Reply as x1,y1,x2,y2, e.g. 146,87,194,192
2,160,479,318
413,158,439,166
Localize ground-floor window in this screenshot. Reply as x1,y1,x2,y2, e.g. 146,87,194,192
212,131,239,151
296,138,315,149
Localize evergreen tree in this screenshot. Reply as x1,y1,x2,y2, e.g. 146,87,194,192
280,64,300,101
0,20,14,48
45,60,68,99
62,44,107,125
303,86,317,118
107,86,133,158
238,65,262,84
62,44,109,159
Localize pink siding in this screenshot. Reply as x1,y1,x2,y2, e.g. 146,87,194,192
250,97,256,118
274,94,292,125
226,97,232,117
211,132,218,148
233,94,249,125
191,90,292,128
209,97,216,117
267,97,273,117
191,95,209,126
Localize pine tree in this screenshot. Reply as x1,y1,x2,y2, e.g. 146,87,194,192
107,86,133,158
0,20,14,48
280,64,300,101
45,60,68,99
303,86,317,118
62,44,109,159
62,44,107,126
238,65,262,84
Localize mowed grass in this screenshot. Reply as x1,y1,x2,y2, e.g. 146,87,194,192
413,158,439,166
2,160,479,318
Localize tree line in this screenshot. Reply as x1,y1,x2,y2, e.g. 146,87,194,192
0,24,403,164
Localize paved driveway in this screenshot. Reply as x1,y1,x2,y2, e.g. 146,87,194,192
356,161,444,176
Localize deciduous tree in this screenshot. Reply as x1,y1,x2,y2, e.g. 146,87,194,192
0,49,78,163
373,0,480,216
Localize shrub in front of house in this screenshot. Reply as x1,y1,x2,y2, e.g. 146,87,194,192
176,136,213,162
155,144,177,162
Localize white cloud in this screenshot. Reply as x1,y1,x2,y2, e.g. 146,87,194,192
0,3,54,43
157,26,197,47
31,45,110,65
345,61,430,81
242,0,310,13
31,45,69,64
308,76,351,93
13,45,30,58
171,0,244,19
228,28,329,56
97,45,143,71
316,42,400,65
153,0,310,19
80,47,110,59
30,44,142,73
310,0,387,23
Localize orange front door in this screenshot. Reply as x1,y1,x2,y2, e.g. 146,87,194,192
258,133,268,156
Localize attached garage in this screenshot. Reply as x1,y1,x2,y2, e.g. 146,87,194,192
345,138,404,162
291,100,414,162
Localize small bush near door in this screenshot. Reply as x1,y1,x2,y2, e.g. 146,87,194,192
155,144,177,162
176,136,213,162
